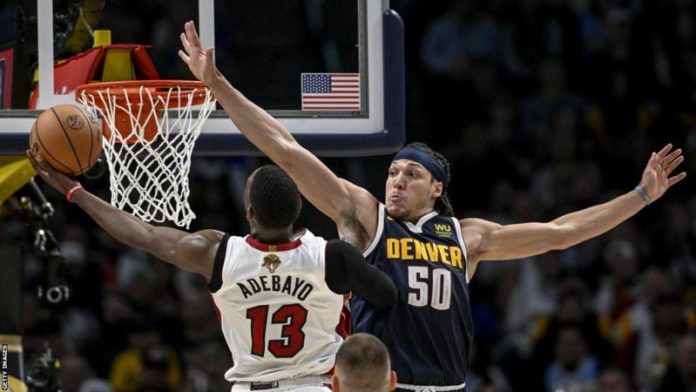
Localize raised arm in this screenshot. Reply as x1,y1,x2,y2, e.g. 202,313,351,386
178,21,378,247
462,145,686,275
325,240,397,309
27,152,222,281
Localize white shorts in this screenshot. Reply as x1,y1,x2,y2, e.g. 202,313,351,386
396,382,467,392
231,376,332,392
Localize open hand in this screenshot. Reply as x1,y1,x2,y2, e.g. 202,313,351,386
639,144,687,202
26,150,78,195
178,20,218,85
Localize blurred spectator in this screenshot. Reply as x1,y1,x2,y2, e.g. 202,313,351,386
109,323,182,392
79,379,114,392
503,254,560,352
544,325,600,392
657,334,696,392
529,282,613,390
594,240,640,337
60,353,94,392
179,342,231,392
608,266,690,387
420,0,506,79
598,367,633,392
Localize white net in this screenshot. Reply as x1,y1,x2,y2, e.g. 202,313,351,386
78,83,216,228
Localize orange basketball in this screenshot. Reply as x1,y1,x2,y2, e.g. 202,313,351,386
29,104,103,175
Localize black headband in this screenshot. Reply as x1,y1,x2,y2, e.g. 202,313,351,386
392,147,448,186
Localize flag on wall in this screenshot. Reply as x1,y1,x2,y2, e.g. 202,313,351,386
301,73,360,111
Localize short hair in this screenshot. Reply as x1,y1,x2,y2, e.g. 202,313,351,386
249,165,302,229
335,333,391,391
404,142,454,216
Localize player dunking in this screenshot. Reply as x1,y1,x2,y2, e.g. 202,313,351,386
27,154,397,392
179,20,686,392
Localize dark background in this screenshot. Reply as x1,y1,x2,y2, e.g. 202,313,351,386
0,1,694,391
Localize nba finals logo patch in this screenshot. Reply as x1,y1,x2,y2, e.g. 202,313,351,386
434,223,452,238
262,254,281,273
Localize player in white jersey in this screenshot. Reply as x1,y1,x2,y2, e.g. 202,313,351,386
27,152,398,392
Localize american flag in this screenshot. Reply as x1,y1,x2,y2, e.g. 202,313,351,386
301,73,360,111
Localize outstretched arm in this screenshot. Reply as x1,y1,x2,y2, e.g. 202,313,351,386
178,21,378,248
462,145,686,270
325,240,397,308
27,152,221,281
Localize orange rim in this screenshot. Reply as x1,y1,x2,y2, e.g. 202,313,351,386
75,80,210,107
75,80,211,144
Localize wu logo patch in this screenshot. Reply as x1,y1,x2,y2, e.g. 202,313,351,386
262,254,281,273
434,223,452,238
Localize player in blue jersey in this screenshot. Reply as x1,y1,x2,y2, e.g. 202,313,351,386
179,21,687,392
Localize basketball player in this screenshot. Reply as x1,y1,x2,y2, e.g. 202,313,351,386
26,152,398,392
179,20,686,392
332,333,397,392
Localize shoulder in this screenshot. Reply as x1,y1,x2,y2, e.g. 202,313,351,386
457,218,501,262
458,218,502,235
183,229,227,251
178,230,229,266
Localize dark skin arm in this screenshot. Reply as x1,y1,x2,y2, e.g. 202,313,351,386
26,151,222,281
324,239,397,308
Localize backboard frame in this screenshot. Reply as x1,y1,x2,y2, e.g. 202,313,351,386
0,1,404,157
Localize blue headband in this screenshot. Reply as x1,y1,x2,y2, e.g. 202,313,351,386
392,147,448,186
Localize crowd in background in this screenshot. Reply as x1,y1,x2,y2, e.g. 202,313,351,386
5,0,696,391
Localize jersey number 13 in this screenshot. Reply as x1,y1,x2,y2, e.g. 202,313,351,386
246,304,308,358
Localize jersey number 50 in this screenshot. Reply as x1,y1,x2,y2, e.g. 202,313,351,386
246,304,308,358
407,266,452,310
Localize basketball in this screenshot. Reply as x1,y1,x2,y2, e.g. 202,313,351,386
28,104,103,176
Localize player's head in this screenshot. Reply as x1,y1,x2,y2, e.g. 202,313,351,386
386,142,453,221
244,165,302,229
332,333,397,392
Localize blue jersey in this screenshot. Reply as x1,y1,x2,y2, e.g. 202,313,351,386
352,206,473,387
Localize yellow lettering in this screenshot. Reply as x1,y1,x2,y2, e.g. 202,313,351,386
438,245,451,265
450,246,463,269
387,238,400,259
434,223,451,232
400,238,414,260
425,243,439,262
413,240,428,260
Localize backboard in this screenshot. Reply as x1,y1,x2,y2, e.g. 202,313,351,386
0,0,404,156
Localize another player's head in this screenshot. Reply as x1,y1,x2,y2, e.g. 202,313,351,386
244,165,302,231
386,142,453,221
332,333,397,392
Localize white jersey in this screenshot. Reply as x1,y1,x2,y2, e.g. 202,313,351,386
211,229,344,382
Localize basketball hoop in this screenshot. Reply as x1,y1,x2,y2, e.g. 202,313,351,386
75,80,216,228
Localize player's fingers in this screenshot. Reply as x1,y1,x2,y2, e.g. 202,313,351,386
27,149,44,165
668,172,687,187
665,155,685,176
33,153,55,174
25,150,38,168
180,33,193,54
661,148,681,166
177,50,190,64
186,20,202,49
26,150,48,177
656,143,672,160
